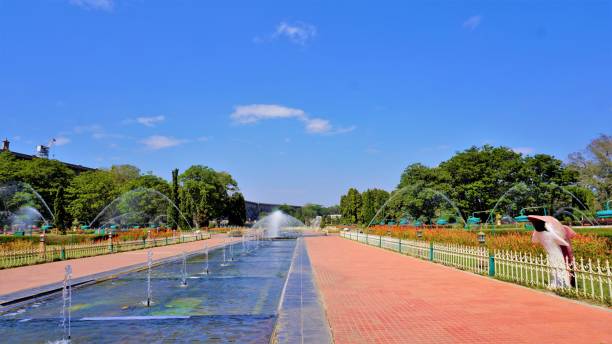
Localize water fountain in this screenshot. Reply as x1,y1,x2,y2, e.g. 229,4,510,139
484,182,599,230
146,251,153,307
0,181,54,231
365,186,466,229
221,239,229,266
60,265,73,342
203,243,209,275
252,210,304,238
0,235,298,342
88,187,195,230
180,252,188,287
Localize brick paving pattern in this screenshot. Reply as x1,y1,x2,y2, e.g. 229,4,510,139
0,234,239,297
306,236,612,344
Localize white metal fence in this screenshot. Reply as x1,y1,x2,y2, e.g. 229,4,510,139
341,231,611,305
0,233,209,269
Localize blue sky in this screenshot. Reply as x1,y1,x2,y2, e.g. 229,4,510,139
1,0,611,206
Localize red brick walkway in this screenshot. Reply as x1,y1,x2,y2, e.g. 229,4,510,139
306,236,612,344
0,234,239,296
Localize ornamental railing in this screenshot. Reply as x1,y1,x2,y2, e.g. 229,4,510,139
0,233,209,269
341,231,611,305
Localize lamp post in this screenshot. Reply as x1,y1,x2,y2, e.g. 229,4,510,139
477,231,486,246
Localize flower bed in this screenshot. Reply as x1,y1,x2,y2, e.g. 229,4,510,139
366,226,611,261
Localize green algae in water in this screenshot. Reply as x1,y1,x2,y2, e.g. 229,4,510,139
69,303,92,312
151,297,206,316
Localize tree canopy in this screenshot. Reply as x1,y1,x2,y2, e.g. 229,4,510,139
338,143,605,225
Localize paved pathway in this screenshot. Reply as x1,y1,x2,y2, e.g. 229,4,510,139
0,234,239,298
305,236,612,344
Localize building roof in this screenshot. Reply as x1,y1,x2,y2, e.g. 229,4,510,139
1,150,94,173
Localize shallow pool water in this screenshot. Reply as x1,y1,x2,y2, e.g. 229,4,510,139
0,239,296,343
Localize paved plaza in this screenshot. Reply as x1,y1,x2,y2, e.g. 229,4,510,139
305,236,612,344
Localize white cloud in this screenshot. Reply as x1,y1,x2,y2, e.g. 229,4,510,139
231,104,354,135
69,0,113,11
304,118,331,133
463,15,482,31
512,147,535,155
197,136,211,142
231,104,306,124
275,21,317,45
136,115,165,127
331,126,357,135
365,147,380,154
74,124,124,140
141,135,186,150
54,137,71,146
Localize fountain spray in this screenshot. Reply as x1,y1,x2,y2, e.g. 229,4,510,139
146,250,153,307
60,265,72,342
180,252,188,287
204,242,209,274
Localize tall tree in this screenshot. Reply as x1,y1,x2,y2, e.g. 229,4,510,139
340,188,361,224
65,170,120,226
53,186,68,234
170,169,180,229
179,165,239,228
568,134,612,207
360,189,390,224
227,192,246,225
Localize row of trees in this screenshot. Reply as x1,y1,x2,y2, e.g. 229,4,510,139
0,152,247,232
339,135,611,225
276,203,340,226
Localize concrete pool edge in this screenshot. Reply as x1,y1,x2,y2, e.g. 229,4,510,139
272,237,333,344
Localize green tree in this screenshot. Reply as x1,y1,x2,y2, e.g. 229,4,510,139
340,188,361,224
170,168,180,229
53,186,68,234
179,165,239,228
359,189,390,224
66,170,120,226
568,134,612,208
16,157,75,214
227,192,246,225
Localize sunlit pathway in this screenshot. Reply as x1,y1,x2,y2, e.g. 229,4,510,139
0,234,240,298
305,236,612,344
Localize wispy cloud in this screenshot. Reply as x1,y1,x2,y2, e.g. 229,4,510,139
69,0,113,11
512,147,535,155
304,118,331,134
255,21,317,45
54,136,71,146
231,104,354,135
365,147,380,155
136,115,165,127
463,15,482,31
231,104,305,124
275,21,316,45
141,135,187,150
74,124,124,140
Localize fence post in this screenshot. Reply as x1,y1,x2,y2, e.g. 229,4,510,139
39,231,46,260
108,232,113,253
398,238,402,253
489,254,495,276
429,242,434,261
379,235,382,248
142,237,146,248
60,246,66,260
